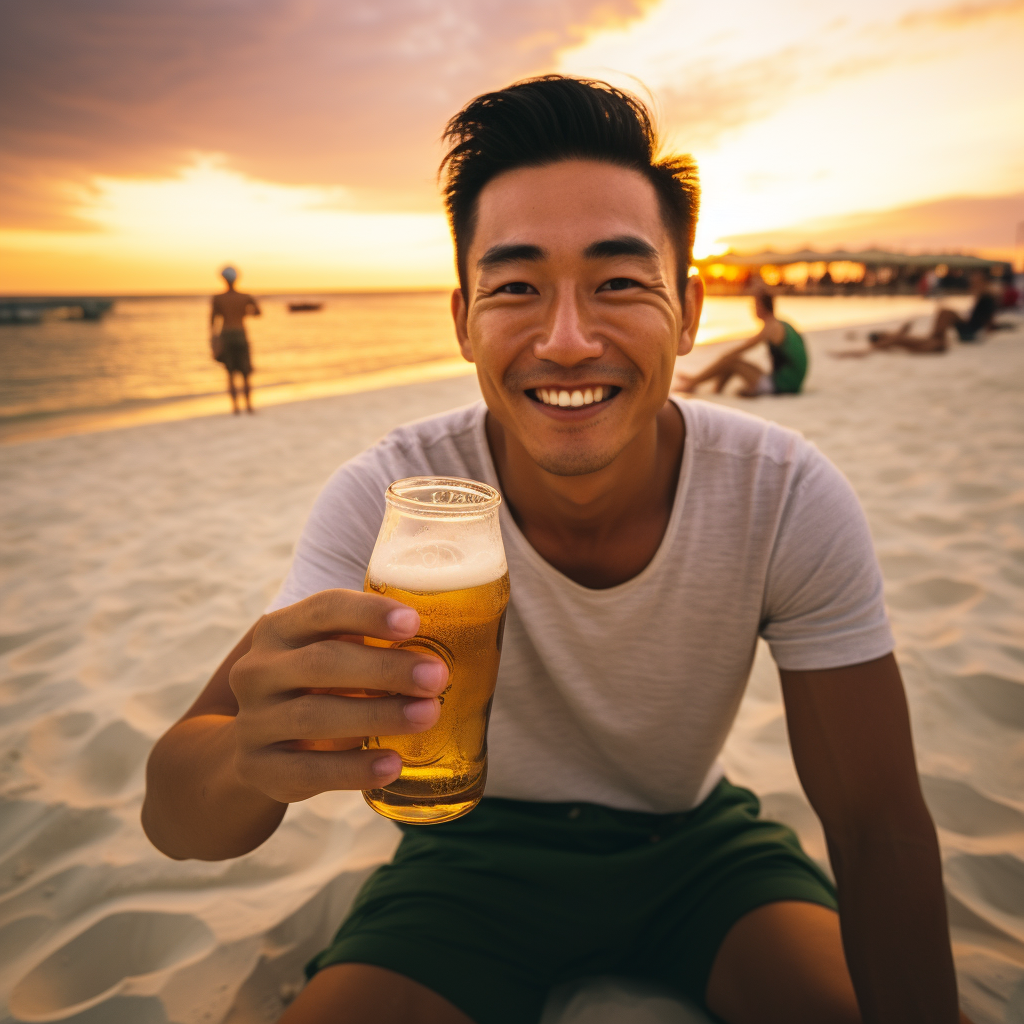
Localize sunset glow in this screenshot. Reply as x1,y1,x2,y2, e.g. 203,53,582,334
0,158,455,293
2,0,1022,293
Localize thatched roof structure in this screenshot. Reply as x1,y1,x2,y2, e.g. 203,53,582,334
697,249,1005,270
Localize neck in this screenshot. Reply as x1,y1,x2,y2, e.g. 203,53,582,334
486,401,685,587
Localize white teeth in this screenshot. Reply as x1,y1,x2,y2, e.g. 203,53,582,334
533,386,613,407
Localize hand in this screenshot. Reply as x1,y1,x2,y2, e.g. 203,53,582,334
229,589,448,804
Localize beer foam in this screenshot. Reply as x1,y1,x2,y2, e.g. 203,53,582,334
370,538,507,593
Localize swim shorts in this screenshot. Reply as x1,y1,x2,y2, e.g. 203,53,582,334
955,323,978,342
219,328,252,374
306,779,837,1024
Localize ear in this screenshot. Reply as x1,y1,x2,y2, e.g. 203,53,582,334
676,273,704,358
451,288,474,363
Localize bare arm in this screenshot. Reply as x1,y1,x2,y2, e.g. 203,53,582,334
210,296,221,333
246,294,262,316
781,653,960,1023
142,590,449,861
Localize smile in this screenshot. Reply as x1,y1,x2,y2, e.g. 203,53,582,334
527,386,620,408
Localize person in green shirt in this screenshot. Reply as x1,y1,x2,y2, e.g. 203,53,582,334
674,291,808,396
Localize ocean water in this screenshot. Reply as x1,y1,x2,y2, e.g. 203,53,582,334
0,291,949,442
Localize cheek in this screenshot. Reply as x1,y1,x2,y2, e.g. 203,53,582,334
604,303,679,368
468,308,534,369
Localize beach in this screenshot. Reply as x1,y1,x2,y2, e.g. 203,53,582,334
1,310,1022,1023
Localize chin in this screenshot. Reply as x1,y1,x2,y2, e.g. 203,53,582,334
526,443,622,478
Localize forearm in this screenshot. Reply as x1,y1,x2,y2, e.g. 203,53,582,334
702,339,760,376
142,714,286,860
828,815,959,1023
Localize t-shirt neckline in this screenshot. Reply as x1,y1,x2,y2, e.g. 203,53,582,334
471,396,696,597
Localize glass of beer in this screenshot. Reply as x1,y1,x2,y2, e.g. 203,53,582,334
362,476,509,825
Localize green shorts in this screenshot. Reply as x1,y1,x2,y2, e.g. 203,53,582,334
307,779,836,1024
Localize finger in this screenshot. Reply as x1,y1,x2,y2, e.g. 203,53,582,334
238,746,403,803
240,692,441,747
262,588,420,649
260,639,449,700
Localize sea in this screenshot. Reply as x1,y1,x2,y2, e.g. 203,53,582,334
0,291,949,444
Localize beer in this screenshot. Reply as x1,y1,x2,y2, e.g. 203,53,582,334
362,477,509,824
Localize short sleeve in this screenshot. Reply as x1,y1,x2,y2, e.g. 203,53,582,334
264,456,389,612
760,446,894,671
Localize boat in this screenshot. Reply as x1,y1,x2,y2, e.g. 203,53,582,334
287,302,323,312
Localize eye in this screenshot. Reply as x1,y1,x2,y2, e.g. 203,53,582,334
495,281,537,295
597,278,641,292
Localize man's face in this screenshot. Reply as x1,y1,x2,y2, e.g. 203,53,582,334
452,160,702,477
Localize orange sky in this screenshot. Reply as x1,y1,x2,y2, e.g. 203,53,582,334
2,0,1022,294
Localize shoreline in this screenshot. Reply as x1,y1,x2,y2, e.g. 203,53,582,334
0,357,477,446
1,296,977,447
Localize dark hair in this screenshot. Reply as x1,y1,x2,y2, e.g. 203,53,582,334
440,75,700,298
757,291,774,314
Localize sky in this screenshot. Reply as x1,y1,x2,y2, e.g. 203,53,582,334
1,0,1022,294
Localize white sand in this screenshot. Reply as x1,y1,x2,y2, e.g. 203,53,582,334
1,313,1022,1024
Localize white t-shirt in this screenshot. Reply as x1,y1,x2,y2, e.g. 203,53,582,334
268,398,893,814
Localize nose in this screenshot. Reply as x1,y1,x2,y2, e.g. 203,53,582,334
532,285,604,366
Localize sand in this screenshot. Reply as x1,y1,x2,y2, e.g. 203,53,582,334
1,311,1022,1024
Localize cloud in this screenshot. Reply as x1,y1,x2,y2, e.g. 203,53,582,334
899,0,1024,29
718,191,1024,256
1,0,647,229
561,0,1024,154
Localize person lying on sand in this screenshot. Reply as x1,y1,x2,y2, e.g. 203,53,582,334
842,271,997,357
144,76,973,1024
673,292,807,396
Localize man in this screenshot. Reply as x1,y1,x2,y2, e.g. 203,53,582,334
673,291,807,396
144,77,969,1024
863,271,996,354
210,265,260,413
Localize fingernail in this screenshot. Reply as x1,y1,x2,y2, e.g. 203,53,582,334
386,607,418,634
404,698,438,724
371,753,402,778
412,660,447,691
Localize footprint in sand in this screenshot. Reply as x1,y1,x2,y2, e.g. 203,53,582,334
0,801,119,895
0,671,48,701
74,720,152,796
877,552,933,580
920,776,1024,838
886,577,981,611
0,626,62,657
9,911,214,1019
948,672,1024,731
129,681,203,725
945,853,1024,930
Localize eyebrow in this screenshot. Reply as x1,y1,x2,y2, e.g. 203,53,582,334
583,235,659,261
477,243,545,270
476,235,659,272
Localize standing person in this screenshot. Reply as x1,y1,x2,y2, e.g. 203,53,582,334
211,265,260,414
674,291,808,396
144,76,970,1024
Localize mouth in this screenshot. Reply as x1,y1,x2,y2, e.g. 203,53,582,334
526,385,621,409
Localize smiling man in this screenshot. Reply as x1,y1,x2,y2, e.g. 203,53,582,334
142,77,968,1024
